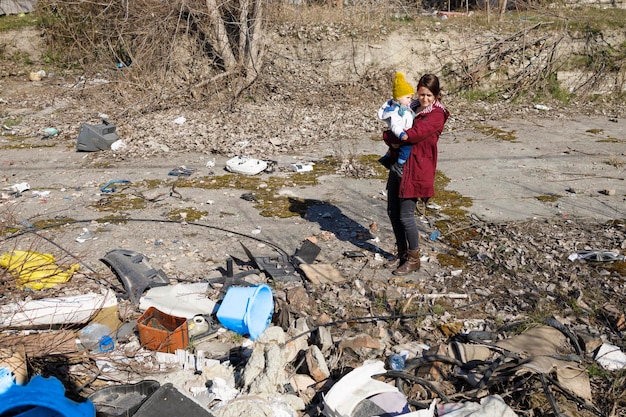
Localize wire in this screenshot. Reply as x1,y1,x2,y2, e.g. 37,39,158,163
544,374,605,417
540,373,569,417
376,369,450,405
1,216,293,261
280,312,432,347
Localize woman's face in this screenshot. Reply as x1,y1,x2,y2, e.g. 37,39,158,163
417,86,435,108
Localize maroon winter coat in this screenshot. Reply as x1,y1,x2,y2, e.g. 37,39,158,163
383,100,449,198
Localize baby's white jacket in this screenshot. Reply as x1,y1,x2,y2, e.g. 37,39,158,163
377,99,415,140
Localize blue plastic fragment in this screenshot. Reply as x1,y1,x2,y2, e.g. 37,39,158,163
100,179,130,193
429,230,441,241
0,375,95,417
98,335,115,352
0,367,14,395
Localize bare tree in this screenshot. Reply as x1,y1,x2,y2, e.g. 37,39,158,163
38,0,266,103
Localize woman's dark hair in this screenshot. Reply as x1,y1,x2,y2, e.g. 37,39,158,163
417,74,441,100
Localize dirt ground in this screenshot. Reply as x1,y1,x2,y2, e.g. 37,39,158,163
1,27,624,279
1,23,625,326
1,21,626,416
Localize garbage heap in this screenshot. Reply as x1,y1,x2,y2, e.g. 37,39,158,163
0,235,625,416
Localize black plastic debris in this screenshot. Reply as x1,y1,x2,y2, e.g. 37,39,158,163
133,383,215,417
240,242,298,282
344,250,366,258
89,380,161,417
100,249,170,305
240,192,257,202
240,239,321,282
168,166,196,177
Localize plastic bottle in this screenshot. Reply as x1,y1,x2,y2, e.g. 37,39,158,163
388,353,406,371
78,323,114,352
188,315,210,338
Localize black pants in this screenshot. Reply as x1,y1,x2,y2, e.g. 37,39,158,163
386,170,419,254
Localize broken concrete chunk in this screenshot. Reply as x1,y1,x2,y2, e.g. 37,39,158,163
338,334,383,358
248,344,289,394
306,345,330,382
316,326,334,353
253,327,284,346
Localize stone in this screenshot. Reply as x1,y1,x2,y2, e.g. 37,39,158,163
338,334,383,358
285,324,309,363
316,325,334,353
315,313,332,326
305,345,330,382
290,373,316,392
287,286,310,312
289,374,317,404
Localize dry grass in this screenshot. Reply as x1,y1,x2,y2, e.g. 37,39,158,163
33,0,626,109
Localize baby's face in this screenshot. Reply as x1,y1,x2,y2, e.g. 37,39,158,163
397,94,413,107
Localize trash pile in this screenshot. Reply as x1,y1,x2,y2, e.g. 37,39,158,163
0,186,625,417
0,223,624,417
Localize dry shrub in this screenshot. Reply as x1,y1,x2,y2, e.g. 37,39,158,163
35,0,626,109
38,0,265,106
34,0,422,107
440,5,626,102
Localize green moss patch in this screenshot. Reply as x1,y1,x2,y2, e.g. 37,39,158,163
474,125,518,142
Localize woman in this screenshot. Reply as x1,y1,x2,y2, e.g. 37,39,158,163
382,73,450,276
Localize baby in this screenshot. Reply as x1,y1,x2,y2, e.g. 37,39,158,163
377,72,415,169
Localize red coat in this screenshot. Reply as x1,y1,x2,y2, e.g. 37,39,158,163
383,101,449,198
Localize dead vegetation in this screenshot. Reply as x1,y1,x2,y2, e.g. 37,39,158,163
32,0,626,113
1,1,626,416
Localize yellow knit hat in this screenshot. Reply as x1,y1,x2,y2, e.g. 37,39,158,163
392,72,415,100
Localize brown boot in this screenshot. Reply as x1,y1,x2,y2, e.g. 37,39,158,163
392,249,420,276
383,252,407,269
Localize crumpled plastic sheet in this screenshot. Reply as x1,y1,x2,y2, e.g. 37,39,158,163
437,395,518,417
594,343,626,371
0,250,80,290
568,250,625,262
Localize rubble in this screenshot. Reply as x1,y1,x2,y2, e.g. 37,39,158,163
1,161,625,417
1,13,626,417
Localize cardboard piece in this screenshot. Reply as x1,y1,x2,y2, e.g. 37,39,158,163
299,264,346,285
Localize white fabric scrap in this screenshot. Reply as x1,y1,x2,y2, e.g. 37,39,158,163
437,395,518,417
595,343,626,371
